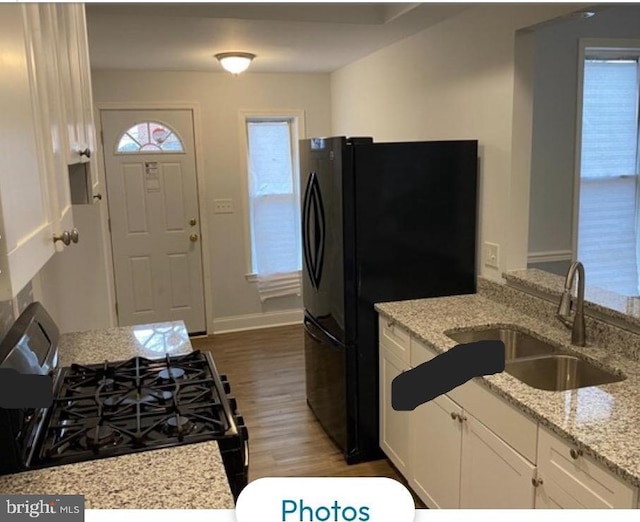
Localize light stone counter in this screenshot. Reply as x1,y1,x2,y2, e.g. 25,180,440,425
375,290,640,488
0,322,236,509
504,268,640,332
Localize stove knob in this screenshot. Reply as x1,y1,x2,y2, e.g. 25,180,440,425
220,373,228,382
223,381,231,394
228,396,238,413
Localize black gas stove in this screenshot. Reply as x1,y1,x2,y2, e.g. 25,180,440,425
0,303,248,501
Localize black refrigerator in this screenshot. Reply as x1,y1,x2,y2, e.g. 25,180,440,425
300,136,478,464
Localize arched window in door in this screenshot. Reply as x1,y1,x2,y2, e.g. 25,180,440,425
116,121,184,153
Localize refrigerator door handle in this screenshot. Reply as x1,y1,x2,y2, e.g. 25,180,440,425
302,172,313,287
304,315,344,348
302,172,325,291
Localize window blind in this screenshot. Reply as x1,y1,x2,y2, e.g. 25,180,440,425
578,59,639,296
246,120,302,301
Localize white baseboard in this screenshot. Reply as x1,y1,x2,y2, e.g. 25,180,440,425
212,309,303,334
527,249,573,264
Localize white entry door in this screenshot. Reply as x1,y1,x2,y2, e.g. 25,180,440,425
101,109,206,333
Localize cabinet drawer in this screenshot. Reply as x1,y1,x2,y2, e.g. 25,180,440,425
410,336,438,368
379,317,410,364
537,425,636,508
449,377,538,463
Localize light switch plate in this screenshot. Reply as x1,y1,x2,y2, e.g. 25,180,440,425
214,199,233,214
484,242,500,268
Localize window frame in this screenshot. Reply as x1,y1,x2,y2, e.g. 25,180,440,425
573,38,640,295
238,109,306,280
114,120,186,155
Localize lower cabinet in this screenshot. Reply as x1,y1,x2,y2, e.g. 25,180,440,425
460,413,535,508
410,391,535,508
379,347,410,475
535,425,637,508
378,315,640,509
381,330,536,508
411,393,462,508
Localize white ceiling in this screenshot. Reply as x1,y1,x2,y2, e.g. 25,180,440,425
86,3,471,73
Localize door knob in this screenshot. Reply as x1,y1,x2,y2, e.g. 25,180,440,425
190,233,199,242
189,218,197,226
70,228,79,244
531,477,544,487
79,148,91,158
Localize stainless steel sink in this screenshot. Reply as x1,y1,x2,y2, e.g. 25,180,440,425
504,355,625,391
446,327,559,360
446,326,625,391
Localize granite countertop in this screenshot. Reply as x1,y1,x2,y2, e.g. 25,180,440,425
0,322,236,509
505,268,640,331
375,294,640,488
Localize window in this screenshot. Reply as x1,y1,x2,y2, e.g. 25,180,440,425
116,121,184,153
244,115,303,301
578,54,640,296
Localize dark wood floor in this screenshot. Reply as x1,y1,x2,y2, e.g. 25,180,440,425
191,324,423,505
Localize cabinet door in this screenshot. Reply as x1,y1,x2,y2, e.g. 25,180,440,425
73,4,99,192
460,413,535,508
535,476,586,508
536,425,636,508
379,348,410,474
1,4,58,296
38,4,73,237
410,393,462,508
53,4,81,164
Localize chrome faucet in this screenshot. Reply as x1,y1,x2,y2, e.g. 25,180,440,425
556,261,586,346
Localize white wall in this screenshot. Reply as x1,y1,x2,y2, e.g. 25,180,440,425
528,5,640,261
330,4,580,280
91,70,331,333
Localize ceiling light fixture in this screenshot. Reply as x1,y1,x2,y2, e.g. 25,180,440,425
215,52,256,75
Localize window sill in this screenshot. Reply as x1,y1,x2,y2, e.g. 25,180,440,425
245,271,302,283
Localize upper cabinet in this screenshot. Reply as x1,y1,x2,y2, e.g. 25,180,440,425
54,4,97,174
0,4,97,300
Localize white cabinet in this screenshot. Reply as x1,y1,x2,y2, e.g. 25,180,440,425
380,345,411,474
53,4,97,170
53,3,100,199
535,425,637,509
0,4,96,300
378,312,640,508
411,393,463,508
408,378,535,509
27,4,74,238
379,324,536,508
460,412,535,508
0,4,57,300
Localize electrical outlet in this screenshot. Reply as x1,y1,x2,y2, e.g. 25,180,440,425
484,242,500,269
214,199,234,214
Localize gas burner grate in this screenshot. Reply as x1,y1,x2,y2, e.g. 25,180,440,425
36,350,231,464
